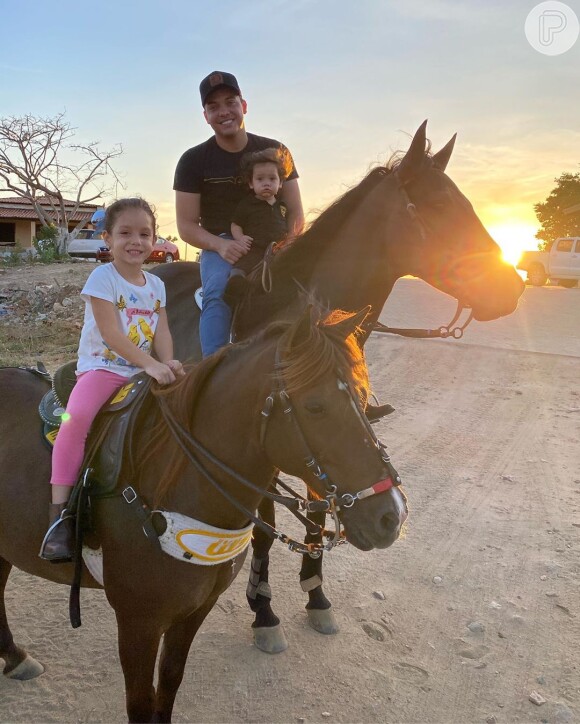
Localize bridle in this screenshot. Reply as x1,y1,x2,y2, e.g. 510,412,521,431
370,171,474,340
258,342,403,549
156,336,404,557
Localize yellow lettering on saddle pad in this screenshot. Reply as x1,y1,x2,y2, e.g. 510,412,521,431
176,527,253,563
157,512,253,566
110,383,134,406
45,428,58,445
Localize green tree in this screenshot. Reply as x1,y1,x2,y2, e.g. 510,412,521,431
534,172,580,251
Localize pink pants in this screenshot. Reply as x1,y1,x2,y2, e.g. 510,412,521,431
50,369,128,486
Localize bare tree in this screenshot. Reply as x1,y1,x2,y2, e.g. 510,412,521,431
0,112,123,253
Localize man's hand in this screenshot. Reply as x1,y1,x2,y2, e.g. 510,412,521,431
217,236,252,264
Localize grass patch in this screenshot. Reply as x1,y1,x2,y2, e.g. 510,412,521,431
0,319,79,372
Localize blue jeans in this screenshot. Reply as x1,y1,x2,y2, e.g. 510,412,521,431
199,248,233,357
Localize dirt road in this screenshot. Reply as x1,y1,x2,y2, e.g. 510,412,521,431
0,273,579,723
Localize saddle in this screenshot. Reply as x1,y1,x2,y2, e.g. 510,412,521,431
39,362,153,495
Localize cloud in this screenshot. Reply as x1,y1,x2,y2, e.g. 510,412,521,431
451,129,580,223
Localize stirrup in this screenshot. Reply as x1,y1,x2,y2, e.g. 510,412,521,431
39,510,74,562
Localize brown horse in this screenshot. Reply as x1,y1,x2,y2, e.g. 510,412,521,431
153,121,524,650
0,306,407,722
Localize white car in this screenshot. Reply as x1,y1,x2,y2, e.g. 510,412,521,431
67,229,106,260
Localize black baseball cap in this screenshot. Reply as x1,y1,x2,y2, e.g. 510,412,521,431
199,71,241,106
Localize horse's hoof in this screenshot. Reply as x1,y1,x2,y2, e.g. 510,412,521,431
307,607,340,635
253,624,288,654
4,654,45,680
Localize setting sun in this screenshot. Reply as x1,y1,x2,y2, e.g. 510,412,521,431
487,223,540,267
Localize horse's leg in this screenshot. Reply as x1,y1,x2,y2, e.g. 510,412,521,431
117,615,162,723
246,496,288,654
153,597,218,723
0,557,45,680
299,505,339,635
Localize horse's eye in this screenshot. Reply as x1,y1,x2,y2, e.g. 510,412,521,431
304,402,325,415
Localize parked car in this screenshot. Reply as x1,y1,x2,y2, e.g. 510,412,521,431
95,237,180,264
517,237,580,287
67,229,105,260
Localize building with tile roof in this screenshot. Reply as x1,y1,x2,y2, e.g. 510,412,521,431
0,196,100,248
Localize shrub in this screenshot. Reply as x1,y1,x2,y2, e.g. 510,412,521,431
32,225,64,263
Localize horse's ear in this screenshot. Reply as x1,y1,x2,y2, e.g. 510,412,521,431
330,306,372,339
432,133,457,172
397,120,428,184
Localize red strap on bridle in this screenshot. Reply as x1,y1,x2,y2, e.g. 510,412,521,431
355,477,394,501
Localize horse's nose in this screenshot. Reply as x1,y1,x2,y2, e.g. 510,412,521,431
377,511,402,541
375,489,407,542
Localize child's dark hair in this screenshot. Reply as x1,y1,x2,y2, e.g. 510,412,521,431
239,147,292,184
104,198,157,235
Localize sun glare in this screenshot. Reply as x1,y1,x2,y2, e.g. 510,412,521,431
487,223,540,267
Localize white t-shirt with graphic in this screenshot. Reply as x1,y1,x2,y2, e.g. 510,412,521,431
77,263,167,378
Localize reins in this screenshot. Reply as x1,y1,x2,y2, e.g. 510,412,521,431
371,301,474,339
155,335,401,557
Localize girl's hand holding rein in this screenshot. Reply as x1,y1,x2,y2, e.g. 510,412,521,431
144,359,177,385
165,359,185,378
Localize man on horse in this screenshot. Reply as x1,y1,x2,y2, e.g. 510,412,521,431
173,70,305,358
172,71,392,421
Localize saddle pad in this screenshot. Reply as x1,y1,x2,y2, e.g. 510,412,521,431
82,546,104,586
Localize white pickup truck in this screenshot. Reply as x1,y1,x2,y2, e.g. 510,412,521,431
517,237,580,287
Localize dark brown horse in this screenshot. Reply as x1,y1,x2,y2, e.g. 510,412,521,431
0,307,407,722
153,121,524,651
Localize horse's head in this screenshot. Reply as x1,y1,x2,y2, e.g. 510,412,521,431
261,305,408,551
389,121,524,321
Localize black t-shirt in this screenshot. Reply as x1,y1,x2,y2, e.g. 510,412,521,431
231,195,288,273
173,133,298,236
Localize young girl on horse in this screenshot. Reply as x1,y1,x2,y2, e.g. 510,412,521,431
40,197,184,563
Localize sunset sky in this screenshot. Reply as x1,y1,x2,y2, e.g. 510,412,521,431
2,0,579,265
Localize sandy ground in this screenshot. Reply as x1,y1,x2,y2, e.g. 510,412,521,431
0,265,579,724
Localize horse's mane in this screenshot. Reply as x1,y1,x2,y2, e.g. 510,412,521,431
143,309,369,506
268,145,432,290
277,308,369,401
271,165,392,285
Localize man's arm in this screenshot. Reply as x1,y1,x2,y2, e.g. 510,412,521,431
175,191,249,263
279,179,305,238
